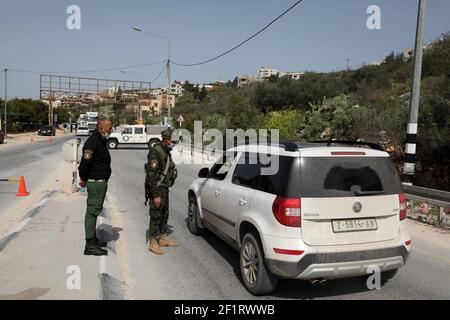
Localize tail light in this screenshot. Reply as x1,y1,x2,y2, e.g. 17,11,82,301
399,193,407,221
272,196,301,227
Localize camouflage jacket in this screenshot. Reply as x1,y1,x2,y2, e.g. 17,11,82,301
144,142,177,197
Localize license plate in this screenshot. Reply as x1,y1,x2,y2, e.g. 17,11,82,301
332,218,378,233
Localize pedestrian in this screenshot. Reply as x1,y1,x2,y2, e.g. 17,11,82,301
78,118,113,256
145,128,178,255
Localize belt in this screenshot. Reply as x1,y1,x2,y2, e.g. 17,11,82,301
87,179,106,182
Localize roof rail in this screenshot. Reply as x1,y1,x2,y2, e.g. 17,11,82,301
234,139,299,152
277,141,298,152
310,140,384,151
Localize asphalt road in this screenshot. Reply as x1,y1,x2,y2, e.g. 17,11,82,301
1,139,449,299
0,135,77,217
107,146,450,300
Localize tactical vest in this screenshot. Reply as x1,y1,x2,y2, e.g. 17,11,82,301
152,143,176,188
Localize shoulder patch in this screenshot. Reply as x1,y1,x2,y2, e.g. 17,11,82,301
150,159,159,168
83,149,94,160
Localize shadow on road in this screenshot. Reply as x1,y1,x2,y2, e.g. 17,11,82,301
197,228,376,299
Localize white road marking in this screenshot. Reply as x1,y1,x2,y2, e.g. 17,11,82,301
98,216,106,275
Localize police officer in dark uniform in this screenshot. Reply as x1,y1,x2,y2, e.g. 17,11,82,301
78,119,113,256
145,128,178,255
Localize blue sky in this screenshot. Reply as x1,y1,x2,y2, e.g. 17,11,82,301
1,0,450,98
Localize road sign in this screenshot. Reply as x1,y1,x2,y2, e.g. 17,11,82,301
177,114,184,127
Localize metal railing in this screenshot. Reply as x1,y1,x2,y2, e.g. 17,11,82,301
403,184,450,226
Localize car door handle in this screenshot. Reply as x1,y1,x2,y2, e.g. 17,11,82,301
239,198,248,206
215,190,221,197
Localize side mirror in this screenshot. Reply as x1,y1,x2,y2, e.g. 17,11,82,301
198,168,209,178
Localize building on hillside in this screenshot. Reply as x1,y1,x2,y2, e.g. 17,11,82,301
258,67,280,79
237,67,305,87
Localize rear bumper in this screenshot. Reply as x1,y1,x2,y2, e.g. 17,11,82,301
266,245,409,280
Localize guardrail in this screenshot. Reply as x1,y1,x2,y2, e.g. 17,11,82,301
403,184,450,226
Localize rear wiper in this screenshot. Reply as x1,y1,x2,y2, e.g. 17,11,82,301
354,190,385,196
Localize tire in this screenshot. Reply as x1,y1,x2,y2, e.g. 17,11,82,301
381,269,399,284
240,232,279,296
187,196,206,235
107,140,118,149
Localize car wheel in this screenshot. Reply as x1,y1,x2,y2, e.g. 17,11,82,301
240,232,278,296
107,140,118,149
381,269,399,284
187,196,205,235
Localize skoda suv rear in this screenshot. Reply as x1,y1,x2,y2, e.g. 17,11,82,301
187,141,411,295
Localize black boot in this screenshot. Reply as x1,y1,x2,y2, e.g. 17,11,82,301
84,238,108,256
94,236,108,247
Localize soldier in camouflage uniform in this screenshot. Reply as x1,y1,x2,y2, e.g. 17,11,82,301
145,128,178,255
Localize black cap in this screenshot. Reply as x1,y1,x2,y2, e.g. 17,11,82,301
161,128,173,140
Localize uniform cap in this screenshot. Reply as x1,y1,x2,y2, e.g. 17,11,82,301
161,128,173,140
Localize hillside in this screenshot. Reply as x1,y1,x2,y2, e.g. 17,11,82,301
175,32,450,191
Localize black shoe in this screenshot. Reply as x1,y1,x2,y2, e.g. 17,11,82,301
94,237,108,247
84,245,108,256
84,238,108,256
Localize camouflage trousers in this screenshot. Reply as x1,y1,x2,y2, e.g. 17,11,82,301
149,189,169,238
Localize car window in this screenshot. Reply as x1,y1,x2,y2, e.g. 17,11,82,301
232,152,298,197
135,127,144,134
208,153,236,181
122,127,132,134
300,157,402,197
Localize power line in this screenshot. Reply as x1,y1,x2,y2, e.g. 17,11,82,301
6,59,167,75
170,0,304,67
151,62,168,83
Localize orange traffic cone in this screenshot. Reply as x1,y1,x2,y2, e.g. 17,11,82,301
47,136,53,142
16,176,29,196
29,135,34,142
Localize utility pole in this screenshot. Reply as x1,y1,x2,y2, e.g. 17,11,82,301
166,38,172,127
346,58,350,71
403,0,427,185
131,27,172,127
48,91,54,127
3,68,7,138
167,59,171,127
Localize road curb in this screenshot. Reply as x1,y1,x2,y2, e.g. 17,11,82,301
97,202,125,300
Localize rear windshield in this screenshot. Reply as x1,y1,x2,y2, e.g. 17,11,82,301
78,127,88,130
300,157,402,198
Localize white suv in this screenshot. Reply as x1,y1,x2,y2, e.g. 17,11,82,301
187,141,411,295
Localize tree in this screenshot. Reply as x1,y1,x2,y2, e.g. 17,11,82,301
199,85,207,101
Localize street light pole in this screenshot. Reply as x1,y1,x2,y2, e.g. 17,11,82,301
403,0,427,185
3,68,7,138
132,26,172,127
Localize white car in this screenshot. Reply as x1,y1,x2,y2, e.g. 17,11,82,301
76,126,90,136
187,141,411,295
106,125,168,149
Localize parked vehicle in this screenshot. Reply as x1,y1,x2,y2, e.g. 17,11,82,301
106,125,170,149
187,141,411,295
76,126,91,136
37,125,56,136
